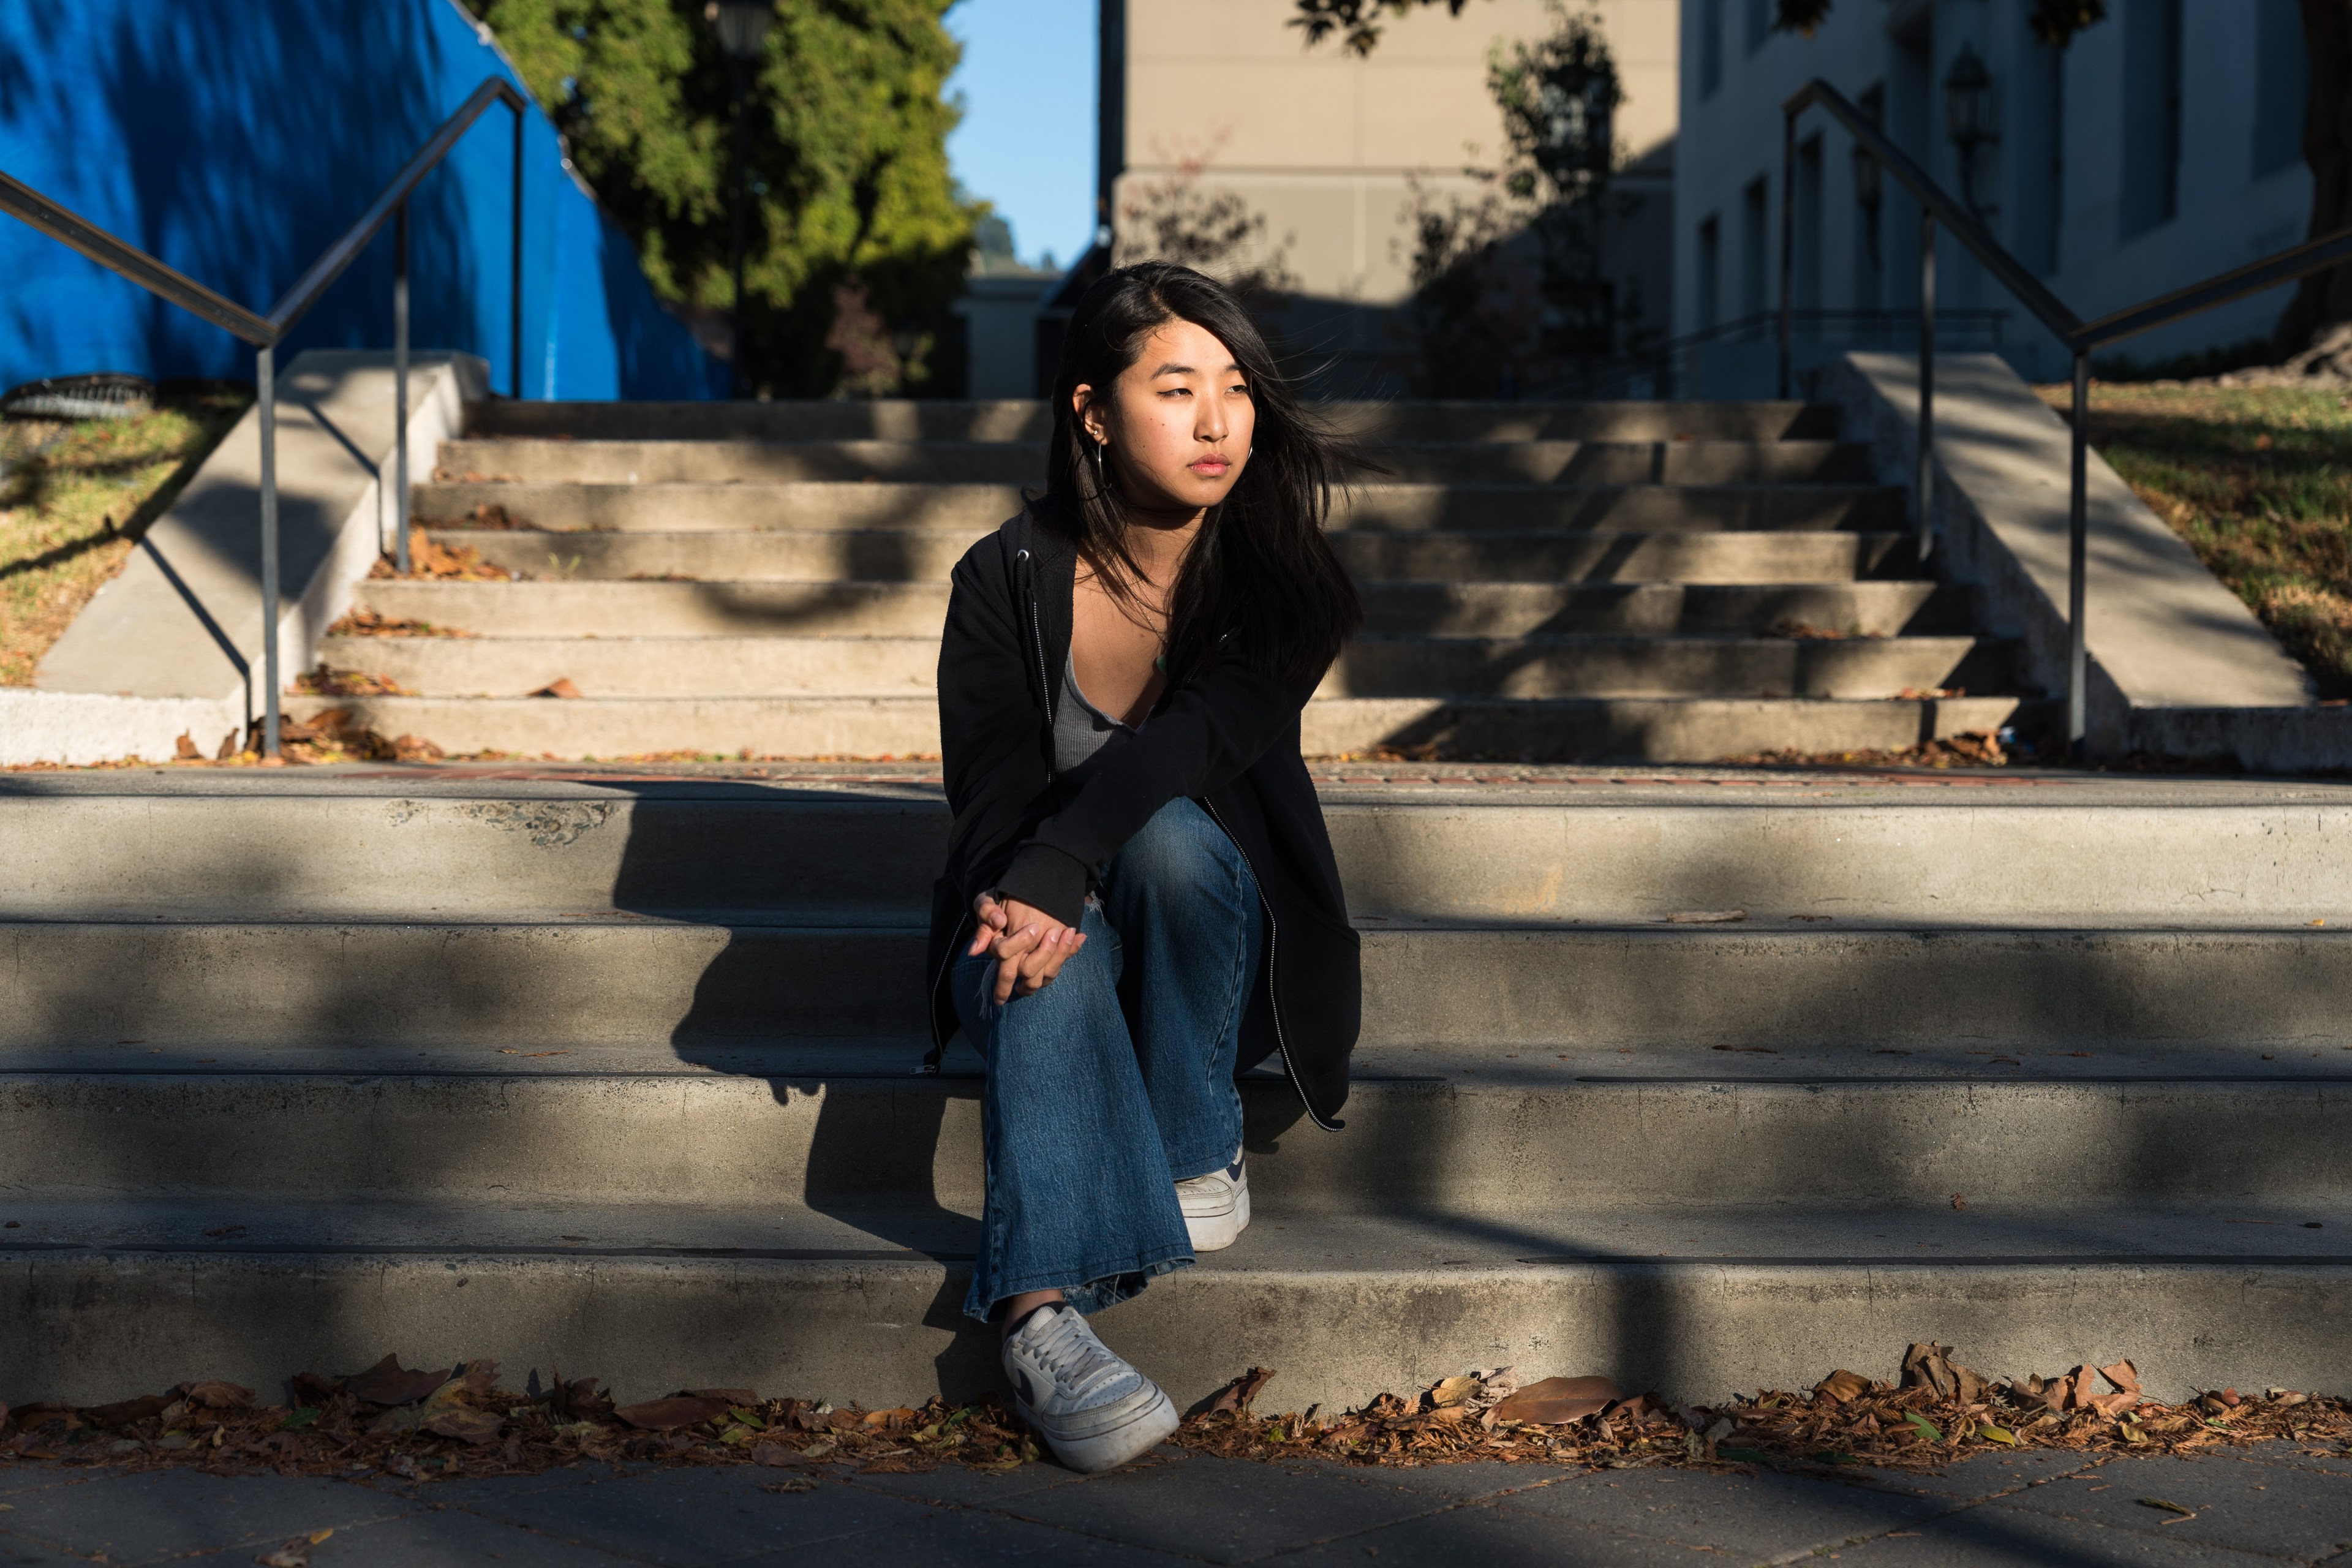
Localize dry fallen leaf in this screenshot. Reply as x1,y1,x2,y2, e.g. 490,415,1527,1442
1491,1376,1623,1427
533,678,582,699
345,1354,450,1408
1428,1375,1482,1409
1667,910,1747,924
183,1381,255,1410
1812,1370,1872,1404
1209,1368,1278,1417
761,1476,817,1494
615,1395,733,1433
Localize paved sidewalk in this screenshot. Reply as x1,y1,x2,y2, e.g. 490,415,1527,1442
7,1444,2352,1566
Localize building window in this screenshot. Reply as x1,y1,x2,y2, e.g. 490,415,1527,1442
1741,176,1769,321
1795,134,1823,322
1698,216,1721,331
1744,0,1770,55
1700,0,1724,97
2120,0,2184,238
2255,0,2306,178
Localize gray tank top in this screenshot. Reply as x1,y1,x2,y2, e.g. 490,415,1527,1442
1054,649,1136,772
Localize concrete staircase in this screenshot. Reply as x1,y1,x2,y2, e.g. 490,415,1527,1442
7,761,2352,1414
290,398,2026,761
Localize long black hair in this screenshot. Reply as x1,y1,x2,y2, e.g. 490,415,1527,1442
1040,261,1362,693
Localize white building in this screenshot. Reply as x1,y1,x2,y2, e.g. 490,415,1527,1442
1674,0,2310,391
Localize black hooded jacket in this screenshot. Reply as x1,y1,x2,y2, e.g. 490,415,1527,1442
925,504,1360,1129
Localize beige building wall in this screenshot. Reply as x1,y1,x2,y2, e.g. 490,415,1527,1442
1115,0,1678,310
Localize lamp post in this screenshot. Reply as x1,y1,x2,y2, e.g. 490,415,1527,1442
712,0,774,399
1943,43,1996,217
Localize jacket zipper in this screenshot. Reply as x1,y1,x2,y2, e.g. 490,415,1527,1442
1197,796,1341,1133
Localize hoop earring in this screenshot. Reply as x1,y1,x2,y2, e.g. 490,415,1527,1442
1092,437,1107,497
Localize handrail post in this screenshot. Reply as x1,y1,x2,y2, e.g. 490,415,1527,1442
257,345,282,762
511,104,526,398
2068,350,2090,761
394,198,411,576
1917,211,1936,567
1777,110,1795,400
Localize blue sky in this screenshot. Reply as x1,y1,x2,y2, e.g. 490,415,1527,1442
944,0,1097,270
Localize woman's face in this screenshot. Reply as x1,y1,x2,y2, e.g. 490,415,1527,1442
1076,317,1256,520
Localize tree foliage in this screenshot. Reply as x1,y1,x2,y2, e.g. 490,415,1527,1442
1770,0,2105,45
470,0,976,396
1291,0,1482,56
1396,6,1622,394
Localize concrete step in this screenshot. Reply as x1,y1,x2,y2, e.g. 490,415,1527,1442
1369,439,1878,485
7,914,2343,1053
468,399,1054,442
9,774,2348,926
1327,635,1991,700
353,579,951,636
320,634,941,697
413,480,1904,536
316,631,1989,702
1333,529,1915,584
418,526,989,583
7,1197,2345,1411
274,691,2021,760
421,527,1925,589
9,1066,2348,1212
437,438,1046,486
465,398,1842,445
432,437,1877,488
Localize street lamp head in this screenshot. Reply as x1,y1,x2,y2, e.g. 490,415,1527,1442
710,0,774,63
1943,44,1994,151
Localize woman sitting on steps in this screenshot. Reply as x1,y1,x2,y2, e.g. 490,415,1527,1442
925,261,1365,1473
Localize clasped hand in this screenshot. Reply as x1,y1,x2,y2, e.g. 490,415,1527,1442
969,892,1087,1003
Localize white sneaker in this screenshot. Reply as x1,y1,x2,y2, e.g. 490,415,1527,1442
1175,1147,1250,1252
1000,1303,1178,1472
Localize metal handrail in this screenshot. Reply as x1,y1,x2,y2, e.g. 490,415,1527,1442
1782,78,2352,757
0,76,529,758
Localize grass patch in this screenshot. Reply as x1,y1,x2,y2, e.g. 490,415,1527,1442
0,382,252,685
2038,382,2352,699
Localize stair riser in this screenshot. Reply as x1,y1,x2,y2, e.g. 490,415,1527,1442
468,399,1053,442
1333,532,1911,584
7,1251,2342,1412
419,529,987,583
353,581,951,637
277,692,2018,761
1292,695,2021,761
399,548,1943,636
438,439,1046,485
7,924,2350,1051
1370,441,1879,485
1329,638,1980,701
413,482,1904,536
8,797,2348,925
1359,582,1944,637
8,1074,2348,1211
465,399,1841,445
432,438,1876,488
369,573,1945,640
319,635,941,698
315,634,1981,702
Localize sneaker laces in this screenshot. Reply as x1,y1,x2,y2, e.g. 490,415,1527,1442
1021,1308,1130,1403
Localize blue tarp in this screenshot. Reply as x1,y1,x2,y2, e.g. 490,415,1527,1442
0,0,715,399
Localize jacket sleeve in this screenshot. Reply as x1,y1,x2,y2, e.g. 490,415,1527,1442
938,544,1054,900
993,641,1309,923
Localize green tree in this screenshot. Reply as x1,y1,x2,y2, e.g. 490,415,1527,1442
471,0,977,396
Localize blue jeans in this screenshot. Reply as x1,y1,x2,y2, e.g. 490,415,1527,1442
951,797,1263,1322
